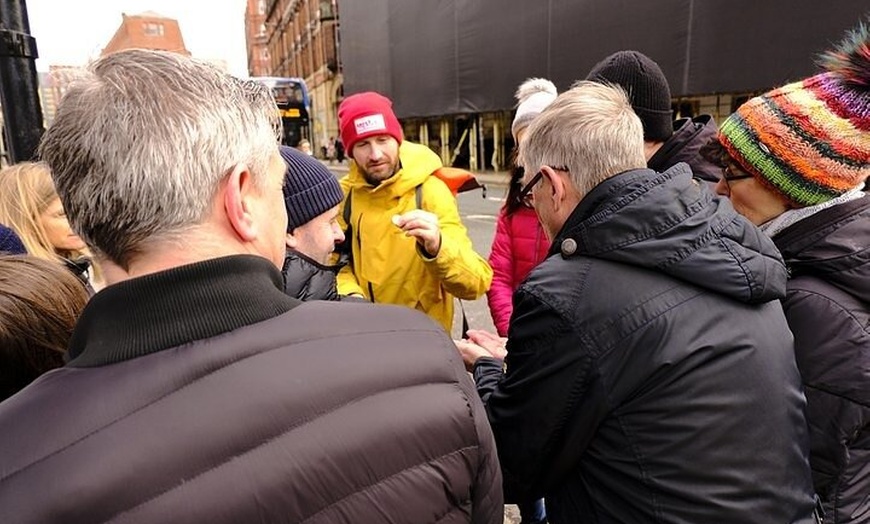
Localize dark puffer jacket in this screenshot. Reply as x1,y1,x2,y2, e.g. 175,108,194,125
282,249,341,301
0,255,503,524
474,166,816,523
648,114,721,184
773,196,870,523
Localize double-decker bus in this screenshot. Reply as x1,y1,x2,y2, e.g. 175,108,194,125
251,77,311,147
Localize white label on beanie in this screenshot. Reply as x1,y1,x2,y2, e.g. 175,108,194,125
354,114,387,134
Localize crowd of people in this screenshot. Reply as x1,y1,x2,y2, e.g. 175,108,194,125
0,19,867,524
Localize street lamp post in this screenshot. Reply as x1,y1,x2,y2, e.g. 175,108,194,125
0,0,43,163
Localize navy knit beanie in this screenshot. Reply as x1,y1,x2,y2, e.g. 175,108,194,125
0,223,27,254
586,50,674,142
279,145,345,231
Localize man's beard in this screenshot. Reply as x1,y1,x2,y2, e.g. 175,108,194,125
361,160,400,186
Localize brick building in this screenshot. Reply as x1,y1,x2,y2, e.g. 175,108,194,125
102,12,190,57
246,0,341,156
245,0,270,77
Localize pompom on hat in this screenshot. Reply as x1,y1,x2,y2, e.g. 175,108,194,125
338,92,403,154
511,78,558,141
717,21,870,207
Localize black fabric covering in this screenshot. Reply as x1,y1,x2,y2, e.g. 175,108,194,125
338,0,868,117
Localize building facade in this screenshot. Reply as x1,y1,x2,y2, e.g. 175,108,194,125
102,12,190,57
336,0,867,172
246,0,341,157
245,0,270,77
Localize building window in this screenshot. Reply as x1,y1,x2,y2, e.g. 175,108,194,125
144,22,164,36
319,1,335,20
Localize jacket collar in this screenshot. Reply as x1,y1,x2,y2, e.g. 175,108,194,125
345,141,443,196
67,255,301,367
550,165,788,304
773,195,870,296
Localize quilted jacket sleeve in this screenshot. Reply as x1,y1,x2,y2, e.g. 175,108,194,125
457,359,506,524
487,210,515,337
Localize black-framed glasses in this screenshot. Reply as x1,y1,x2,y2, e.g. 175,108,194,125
720,155,753,186
517,166,568,207
517,171,543,207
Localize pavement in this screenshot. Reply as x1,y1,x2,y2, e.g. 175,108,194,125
320,160,511,188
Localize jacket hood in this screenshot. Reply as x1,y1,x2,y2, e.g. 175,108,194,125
648,114,721,183
556,164,787,303
774,195,870,303
344,141,442,197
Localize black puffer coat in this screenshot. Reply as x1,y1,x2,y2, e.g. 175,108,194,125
282,249,341,301
474,165,816,523
773,196,870,523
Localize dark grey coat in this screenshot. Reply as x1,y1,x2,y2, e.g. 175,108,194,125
0,256,503,524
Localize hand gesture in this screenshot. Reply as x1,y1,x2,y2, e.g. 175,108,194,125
454,329,507,372
465,329,507,359
392,210,441,256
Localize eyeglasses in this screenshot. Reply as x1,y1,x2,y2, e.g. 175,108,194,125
720,157,754,187
517,166,568,207
517,171,543,207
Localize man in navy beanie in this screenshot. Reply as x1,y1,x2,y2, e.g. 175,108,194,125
279,145,351,301
585,50,721,184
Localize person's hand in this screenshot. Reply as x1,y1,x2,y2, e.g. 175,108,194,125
454,339,498,372
465,329,507,359
393,210,441,256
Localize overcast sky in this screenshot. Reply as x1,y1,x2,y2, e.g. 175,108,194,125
26,0,249,77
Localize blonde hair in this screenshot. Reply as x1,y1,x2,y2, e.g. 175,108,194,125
0,162,90,263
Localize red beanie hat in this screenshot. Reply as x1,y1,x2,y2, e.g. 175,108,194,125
338,92,403,153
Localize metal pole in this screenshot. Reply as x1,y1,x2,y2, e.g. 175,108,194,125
0,0,43,163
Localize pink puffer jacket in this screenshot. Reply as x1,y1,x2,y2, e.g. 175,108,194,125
486,206,550,336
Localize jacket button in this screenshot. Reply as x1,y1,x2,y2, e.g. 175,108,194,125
561,238,578,256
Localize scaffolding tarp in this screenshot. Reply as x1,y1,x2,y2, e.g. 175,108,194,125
339,0,868,118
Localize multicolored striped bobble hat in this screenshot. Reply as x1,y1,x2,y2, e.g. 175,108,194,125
718,21,870,207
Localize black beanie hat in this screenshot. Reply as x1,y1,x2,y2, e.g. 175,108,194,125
586,50,674,142
279,146,345,231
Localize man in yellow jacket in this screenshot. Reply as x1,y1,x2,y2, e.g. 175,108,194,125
336,91,492,333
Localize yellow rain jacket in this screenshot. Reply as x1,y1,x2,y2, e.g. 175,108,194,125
337,141,492,332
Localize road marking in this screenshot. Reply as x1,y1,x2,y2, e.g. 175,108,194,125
487,196,505,202
465,214,497,221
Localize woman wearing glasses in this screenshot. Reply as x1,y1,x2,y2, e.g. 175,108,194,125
705,25,869,522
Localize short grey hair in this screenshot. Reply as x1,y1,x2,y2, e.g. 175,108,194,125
39,49,280,269
519,81,646,196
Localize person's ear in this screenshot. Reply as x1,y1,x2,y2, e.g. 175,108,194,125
542,166,568,211
285,230,298,249
223,163,258,242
